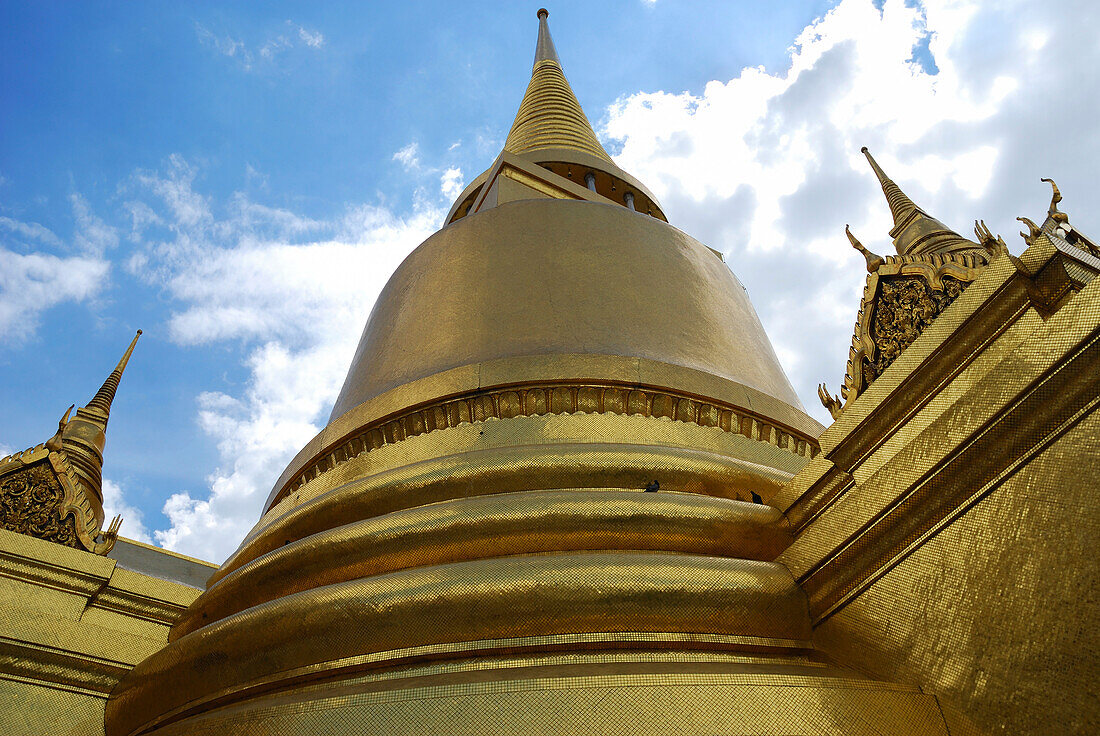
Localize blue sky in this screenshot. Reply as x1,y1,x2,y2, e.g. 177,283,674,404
3,0,1098,562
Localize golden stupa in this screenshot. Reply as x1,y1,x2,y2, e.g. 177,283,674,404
3,10,1098,736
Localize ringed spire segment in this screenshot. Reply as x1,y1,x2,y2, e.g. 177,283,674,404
861,147,918,227
503,10,615,165
86,329,142,416
0,331,141,554
445,10,667,225
61,329,142,505
860,147,984,259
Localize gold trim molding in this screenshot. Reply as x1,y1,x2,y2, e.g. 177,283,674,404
275,382,821,505
802,324,1100,623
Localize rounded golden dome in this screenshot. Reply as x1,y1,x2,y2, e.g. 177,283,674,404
332,198,807,421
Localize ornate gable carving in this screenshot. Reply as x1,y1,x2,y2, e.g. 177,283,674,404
820,228,991,420
0,414,121,555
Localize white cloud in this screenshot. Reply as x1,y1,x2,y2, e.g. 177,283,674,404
195,23,249,67
0,250,108,341
196,21,326,71
71,193,120,253
102,478,152,544
0,216,62,248
440,167,464,200
260,35,293,60
134,154,211,231
0,193,117,343
392,141,421,171
124,200,164,242
602,0,1100,423
298,27,325,49
125,157,440,561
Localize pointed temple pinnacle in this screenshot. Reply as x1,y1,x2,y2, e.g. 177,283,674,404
534,9,559,66
503,10,615,165
860,146,983,259
59,329,141,507
85,329,142,417
861,146,918,227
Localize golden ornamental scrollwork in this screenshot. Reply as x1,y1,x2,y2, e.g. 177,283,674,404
824,173,1100,423
818,384,843,421
824,224,989,418
0,460,81,548
863,275,966,385
0,410,122,555
1031,178,1100,257
822,149,1012,420
0,332,140,553
974,219,1009,257
279,382,820,501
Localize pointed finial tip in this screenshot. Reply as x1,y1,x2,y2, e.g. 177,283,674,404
537,8,549,19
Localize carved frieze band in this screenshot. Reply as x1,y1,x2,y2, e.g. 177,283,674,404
280,383,820,500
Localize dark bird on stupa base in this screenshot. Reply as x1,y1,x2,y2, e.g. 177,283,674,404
644,480,659,493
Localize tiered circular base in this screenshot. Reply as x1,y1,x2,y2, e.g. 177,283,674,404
106,486,949,736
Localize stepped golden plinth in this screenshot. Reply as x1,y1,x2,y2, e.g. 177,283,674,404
97,10,1100,736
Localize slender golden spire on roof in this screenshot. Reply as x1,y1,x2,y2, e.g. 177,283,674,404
861,146,983,259
87,329,142,415
503,9,615,164
861,146,918,226
61,330,142,506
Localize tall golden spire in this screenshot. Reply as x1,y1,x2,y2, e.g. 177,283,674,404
86,329,142,415
861,146,983,259
62,330,142,507
503,10,616,165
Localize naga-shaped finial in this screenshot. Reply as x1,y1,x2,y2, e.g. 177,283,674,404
974,220,1008,257
1017,216,1043,245
91,514,123,555
44,405,75,453
1041,178,1069,225
846,224,884,272
818,383,843,421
